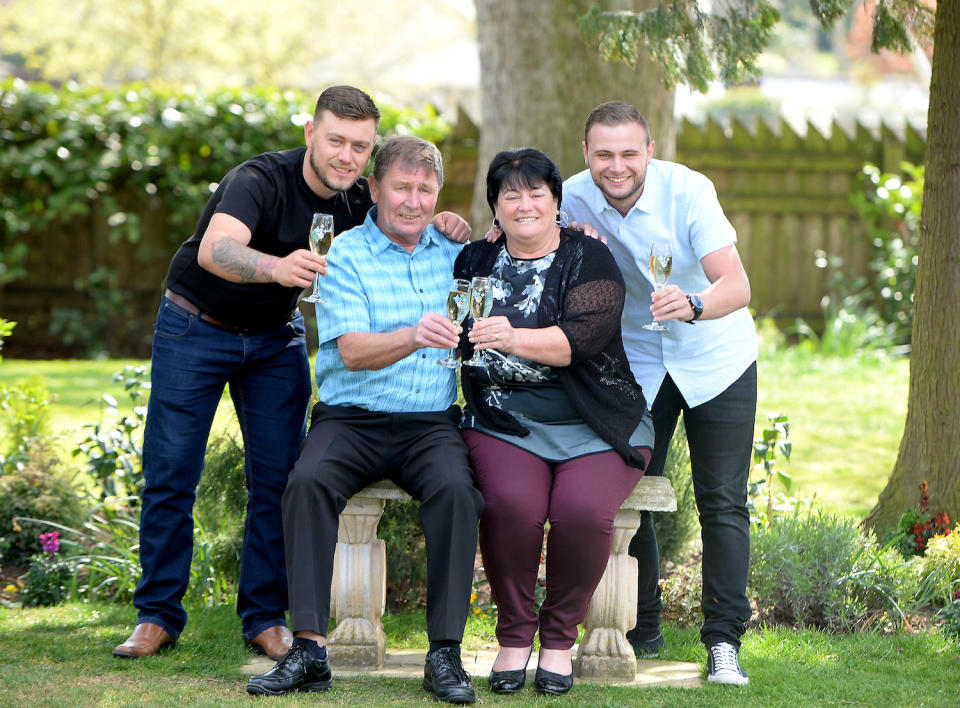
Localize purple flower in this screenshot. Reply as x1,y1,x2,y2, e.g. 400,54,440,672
39,531,60,558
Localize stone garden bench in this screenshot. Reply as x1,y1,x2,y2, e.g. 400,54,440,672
327,475,677,681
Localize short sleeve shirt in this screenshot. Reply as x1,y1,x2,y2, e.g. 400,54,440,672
312,207,464,413
562,159,757,408
164,147,372,330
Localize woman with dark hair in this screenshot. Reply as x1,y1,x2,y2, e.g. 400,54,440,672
455,148,654,696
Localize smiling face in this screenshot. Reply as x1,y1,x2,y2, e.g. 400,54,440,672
582,121,655,216
494,180,559,252
368,163,440,249
303,109,378,198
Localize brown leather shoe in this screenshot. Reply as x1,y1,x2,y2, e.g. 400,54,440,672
113,622,175,658
246,625,293,660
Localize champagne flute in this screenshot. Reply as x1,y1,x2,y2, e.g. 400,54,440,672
302,213,335,304
642,241,673,331
438,278,471,368
463,276,493,367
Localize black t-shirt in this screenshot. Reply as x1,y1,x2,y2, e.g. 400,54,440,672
164,147,373,330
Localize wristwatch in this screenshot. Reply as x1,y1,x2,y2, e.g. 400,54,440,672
685,294,704,323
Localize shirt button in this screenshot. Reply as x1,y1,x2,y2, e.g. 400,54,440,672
415,388,420,393
422,353,426,358
419,288,424,293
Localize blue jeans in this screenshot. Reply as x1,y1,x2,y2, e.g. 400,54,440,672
133,297,311,640
627,363,756,649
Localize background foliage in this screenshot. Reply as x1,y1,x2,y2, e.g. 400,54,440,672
0,79,449,288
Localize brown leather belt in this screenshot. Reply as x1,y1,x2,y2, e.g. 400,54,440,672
164,288,240,332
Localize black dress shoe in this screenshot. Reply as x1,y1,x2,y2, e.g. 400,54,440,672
246,644,332,696
488,647,533,695
534,666,574,696
423,647,476,704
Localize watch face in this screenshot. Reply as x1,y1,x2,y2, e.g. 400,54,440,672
689,294,703,320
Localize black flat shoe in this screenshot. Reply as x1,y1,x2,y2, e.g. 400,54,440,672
534,666,573,696
488,646,533,695
489,667,527,695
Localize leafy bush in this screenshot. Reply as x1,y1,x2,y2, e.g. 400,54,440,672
850,162,922,345
0,318,15,361
18,430,251,606
940,595,960,642
0,79,450,287
381,500,428,612
0,379,87,567
20,554,75,607
73,366,149,500
913,525,960,609
885,481,952,558
794,253,899,358
661,562,702,627
750,511,918,630
189,430,247,606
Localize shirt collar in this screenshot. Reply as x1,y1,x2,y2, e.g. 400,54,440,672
585,159,660,218
631,159,660,215
361,206,438,255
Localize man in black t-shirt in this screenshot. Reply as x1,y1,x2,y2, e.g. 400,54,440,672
114,86,471,661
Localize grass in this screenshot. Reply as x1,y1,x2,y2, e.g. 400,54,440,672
0,358,238,455
0,346,909,519
0,349,947,706
0,603,955,706
755,347,909,518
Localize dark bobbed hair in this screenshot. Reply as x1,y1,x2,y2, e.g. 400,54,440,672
485,148,562,215
313,85,380,127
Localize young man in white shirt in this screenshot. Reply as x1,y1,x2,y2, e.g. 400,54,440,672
562,101,758,686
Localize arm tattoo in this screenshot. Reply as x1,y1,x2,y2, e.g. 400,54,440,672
210,238,277,282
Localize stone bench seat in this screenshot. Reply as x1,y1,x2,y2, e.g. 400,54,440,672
328,475,677,681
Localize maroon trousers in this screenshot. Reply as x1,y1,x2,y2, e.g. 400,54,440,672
463,430,647,649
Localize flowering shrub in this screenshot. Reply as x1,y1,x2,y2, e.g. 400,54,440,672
889,481,952,557
21,532,75,607
914,524,960,609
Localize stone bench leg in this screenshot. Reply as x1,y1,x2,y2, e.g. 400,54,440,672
327,496,387,669
576,507,642,680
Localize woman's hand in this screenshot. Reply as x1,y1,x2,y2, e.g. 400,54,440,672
469,315,515,352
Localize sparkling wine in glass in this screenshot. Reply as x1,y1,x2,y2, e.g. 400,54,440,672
642,241,673,331
438,279,471,368
303,213,335,304
463,276,493,367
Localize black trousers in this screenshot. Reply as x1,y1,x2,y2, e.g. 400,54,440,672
627,362,757,649
282,402,484,642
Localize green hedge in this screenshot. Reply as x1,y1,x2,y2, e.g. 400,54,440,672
0,79,450,286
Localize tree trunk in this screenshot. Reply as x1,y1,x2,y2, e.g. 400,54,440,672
471,0,674,231
864,0,960,532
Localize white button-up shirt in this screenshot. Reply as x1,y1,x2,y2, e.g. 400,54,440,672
562,159,757,408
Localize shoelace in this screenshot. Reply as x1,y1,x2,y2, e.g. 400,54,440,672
709,643,741,673
433,649,471,681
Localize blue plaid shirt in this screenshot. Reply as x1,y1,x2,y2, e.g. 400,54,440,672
313,207,464,413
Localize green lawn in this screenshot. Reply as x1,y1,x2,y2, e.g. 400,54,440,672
0,348,909,519
0,352,948,706
0,603,955,707
756,349,909,518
